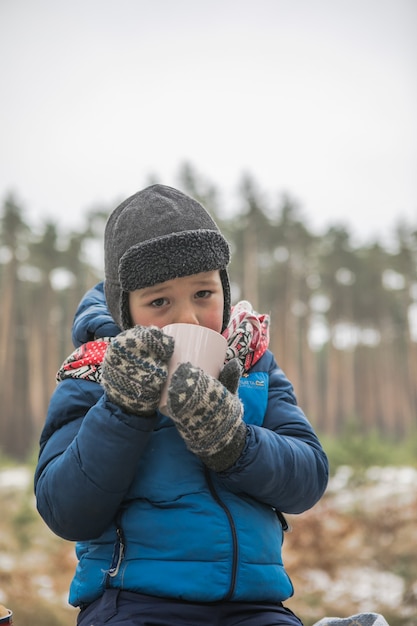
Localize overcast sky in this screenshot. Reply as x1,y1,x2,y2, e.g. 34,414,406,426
1,0,416,246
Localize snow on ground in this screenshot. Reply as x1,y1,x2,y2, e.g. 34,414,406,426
326,465,417,511
0,467,32,491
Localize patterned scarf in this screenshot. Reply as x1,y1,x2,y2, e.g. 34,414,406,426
57,300,270,383
222,300,270,372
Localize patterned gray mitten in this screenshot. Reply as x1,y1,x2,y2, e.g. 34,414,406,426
218,357,242,394
102,325,174,416
166,362,247,472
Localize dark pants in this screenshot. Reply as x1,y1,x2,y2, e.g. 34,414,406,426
77,589,303,626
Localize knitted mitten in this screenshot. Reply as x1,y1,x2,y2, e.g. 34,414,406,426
218,357,242,394
102,325,174,415
166,362,247,472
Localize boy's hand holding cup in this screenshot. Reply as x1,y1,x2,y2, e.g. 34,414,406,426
102,325,175,416
161,324,246,473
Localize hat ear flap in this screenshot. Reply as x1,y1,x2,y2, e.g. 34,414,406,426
120,290,132,330
220,268,231,332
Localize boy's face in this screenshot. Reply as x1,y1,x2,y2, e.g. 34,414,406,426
129,270,224,333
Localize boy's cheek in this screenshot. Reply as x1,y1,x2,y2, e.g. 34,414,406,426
202,309,224,334
129,305,157,327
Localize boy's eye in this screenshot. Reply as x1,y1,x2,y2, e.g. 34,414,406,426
195,290,211,299
150,297,167,307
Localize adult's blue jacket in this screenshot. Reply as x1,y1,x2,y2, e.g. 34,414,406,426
34,283,329,608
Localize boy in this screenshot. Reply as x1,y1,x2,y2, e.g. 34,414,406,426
35,184,329,625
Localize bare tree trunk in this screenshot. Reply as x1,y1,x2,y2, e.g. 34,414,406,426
325,342,340,436
27,288,48,436
0,259,19,455
242,224,259,310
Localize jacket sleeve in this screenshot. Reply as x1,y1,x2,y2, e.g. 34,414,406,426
71,282,120,347
218,351,329,514
34,379,157,541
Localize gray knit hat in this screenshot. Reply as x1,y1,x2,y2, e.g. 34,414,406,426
104,184,231,331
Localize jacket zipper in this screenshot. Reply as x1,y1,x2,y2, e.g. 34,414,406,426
107,513,125,579
205,467,238,600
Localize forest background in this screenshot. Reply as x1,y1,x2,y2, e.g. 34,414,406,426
1,163,416,464
0,164,417,624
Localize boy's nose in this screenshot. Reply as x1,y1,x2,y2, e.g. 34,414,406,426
173,306,199,326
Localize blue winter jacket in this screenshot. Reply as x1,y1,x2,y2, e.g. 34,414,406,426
35,283,329,608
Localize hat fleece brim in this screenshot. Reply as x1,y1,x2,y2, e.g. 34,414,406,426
116,229,231,330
